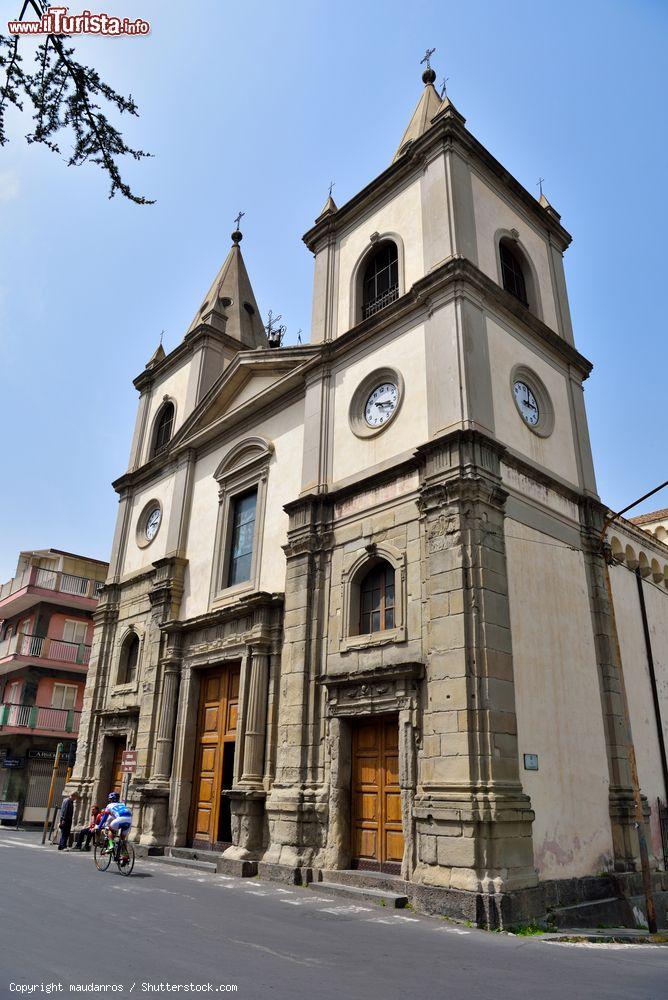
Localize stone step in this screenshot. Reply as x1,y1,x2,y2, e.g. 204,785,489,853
321,868,409,896
168,847,228,863
549,896,640,929
151,855,217,874
313,881,408,909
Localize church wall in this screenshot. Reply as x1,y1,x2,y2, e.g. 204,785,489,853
486,316,580,487
140,362,191,464
335,177,424,338
122,473,176,576
609,559,668,862
179,399,305,620
330,324,428,484
470,171,560,334
506,519,614,879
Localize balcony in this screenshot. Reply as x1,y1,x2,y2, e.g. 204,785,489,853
0,565,104,616
0,702,81,736
0,632,91,676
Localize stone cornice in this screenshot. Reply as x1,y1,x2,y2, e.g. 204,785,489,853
161,590,284,636
133,324,247,393
303,107,572,253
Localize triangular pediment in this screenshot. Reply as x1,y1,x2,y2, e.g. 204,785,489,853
171,347,318,451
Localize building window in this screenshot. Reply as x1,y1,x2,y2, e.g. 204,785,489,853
153,401,175,456
52,683,78,710
362,242,399,320
118,632,140,685
499,240,528,307
227,489,258,588
359,561,395,634
63,620,87,646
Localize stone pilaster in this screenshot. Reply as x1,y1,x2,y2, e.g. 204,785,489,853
263,494,332,868
151,638,182,782
240,647,270,785
580,499,639,871
414,430,536,896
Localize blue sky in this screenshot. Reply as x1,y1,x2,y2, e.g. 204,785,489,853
1,0,666,579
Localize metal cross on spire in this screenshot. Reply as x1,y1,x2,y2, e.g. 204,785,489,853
440,76,450,99
159,329,164,346
420,47,436,70
328,180,335,198
233,210,245,231
536,177,545,198
265,309,286,349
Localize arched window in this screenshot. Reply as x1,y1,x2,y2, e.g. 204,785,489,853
499,240,528,307
359,561,395,634
153,402,175,456
118,632,140,685
362,242,399,320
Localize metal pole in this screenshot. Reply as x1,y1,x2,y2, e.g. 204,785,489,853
41,742,63,845
635,569,668,800
602,558,658,934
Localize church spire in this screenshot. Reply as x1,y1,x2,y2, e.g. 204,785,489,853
185,220,268,349
392,50,449,163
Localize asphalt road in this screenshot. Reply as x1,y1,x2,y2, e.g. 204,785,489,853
0,828,666,1000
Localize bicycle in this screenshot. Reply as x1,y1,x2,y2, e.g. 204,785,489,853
93,827,135,876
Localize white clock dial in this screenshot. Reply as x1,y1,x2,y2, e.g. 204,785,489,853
145,507,161,541
513,380,540,426
364,382,398,427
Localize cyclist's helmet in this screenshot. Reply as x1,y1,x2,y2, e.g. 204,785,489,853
107,792,120,803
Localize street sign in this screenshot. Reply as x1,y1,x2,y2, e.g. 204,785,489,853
0,801,19,820
1,757,25,769
121,750,138,774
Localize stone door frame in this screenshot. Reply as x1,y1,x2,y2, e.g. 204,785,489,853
322,663,422,880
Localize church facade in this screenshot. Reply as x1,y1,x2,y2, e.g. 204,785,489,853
70,64,668,926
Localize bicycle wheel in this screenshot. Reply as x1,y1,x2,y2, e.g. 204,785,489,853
117,840,135,876
94,842,112,871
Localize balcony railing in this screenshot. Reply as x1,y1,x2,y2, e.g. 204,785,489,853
0,632,91,666
0,702,81,734
0,565,104,604
362,284,399,320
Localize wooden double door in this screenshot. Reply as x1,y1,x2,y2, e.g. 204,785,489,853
189,665,240,849
110,739,126,798
351,715,404,871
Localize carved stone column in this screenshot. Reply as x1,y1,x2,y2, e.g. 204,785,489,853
152,650,182,782
240,647,270,785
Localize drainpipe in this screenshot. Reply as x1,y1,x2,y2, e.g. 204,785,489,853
635,569,668,801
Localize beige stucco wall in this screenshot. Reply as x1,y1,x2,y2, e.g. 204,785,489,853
470,172,559,333
122,474,176,576
609,561,668,862
331,324,428,484
486,317,579,487
335,177,424,338
506,519,614,879
141,362,191,465
180,399,305,619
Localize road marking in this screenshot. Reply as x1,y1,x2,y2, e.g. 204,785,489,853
321,905,374,915
230,939,321,967
393,915,419,922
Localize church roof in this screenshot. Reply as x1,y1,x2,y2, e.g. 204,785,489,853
392,66,446,163
631,507,668,526
185,231,268,349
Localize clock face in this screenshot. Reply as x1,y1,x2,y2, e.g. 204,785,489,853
513,380,540,427
145,506,161,541
364,382,398,428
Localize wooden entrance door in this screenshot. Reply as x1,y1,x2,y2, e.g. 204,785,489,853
110,739,126,797
351,715,404,871
190,665,239,849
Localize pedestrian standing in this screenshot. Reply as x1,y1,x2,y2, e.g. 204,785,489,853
58,790,79,851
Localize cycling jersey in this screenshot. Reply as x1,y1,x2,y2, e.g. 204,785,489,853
97,802,132,830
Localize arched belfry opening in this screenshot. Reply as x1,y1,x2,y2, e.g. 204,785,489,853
361,241,399,320
152,401,175,457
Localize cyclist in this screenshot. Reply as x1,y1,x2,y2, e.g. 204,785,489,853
96,792,133,855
